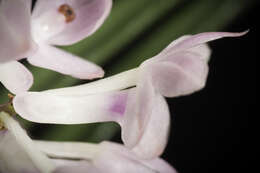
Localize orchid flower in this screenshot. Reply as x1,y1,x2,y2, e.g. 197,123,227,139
0,111,176,173
0,0,112,94
13,31,247,159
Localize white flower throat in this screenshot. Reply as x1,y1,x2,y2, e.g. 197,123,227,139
31,4,76,43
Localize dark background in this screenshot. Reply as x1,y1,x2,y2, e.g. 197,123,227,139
162,4,256,173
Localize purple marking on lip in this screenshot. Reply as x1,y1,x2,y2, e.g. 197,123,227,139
110,92,128,116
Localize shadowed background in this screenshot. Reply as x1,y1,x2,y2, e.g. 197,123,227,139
0,0,256,172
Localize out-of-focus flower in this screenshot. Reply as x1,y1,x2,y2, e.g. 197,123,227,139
0,0,36,94
29,0,112,79
39,140,177,173
0,111,176,173
0,111,55,173
0,0,112,94
13,31,247,159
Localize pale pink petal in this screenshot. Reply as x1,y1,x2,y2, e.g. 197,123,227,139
157,35,192,56
0,0,37,62
41,68,138,96
27,44,104,79
32,0,61,18
35,140,99,160
31,5,68,43
38,141,156,173
0,129,40,173
132,94,170,159
53,160,101,173
13,90,128,124
0,112,55,173
187,44,211,62
33,0,112,45
0,61,33,94
93,142,157,173
153,35,211,64
121,69,156,148
36,141,176,173
14,87,169,159
151,51,209,97
165,31,248,53
98,142,176,173
95,150,157,173
141,158,178,173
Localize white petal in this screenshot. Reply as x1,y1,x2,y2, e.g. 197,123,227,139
53,160,101,173
27,44,104,79
0,0,36,62
98,142,176,173
50,0,112,45
151,51,209,97
41,68,139,96
35,140,99,160
188,43,211,62
141,158,178,173
154,34,210,63
35,141,156,173
158,35,192,56
132,94,170,159
35,140,176,173
0,61,33,94
0,129,40,173
95,149,157,173
32,0,112,45
0,112,55,173
31,6,67,43
13,90,128,124
165,31,248,53
121,69,156,148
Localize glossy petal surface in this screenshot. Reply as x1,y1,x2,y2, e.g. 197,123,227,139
54,160,101,173
13,90,128,124
36,141,177,173
164,31,248,53
33,0,112,45
132,94,170,159
97,142,176,173
151,51,209,97
27,44,104,79
121,70,155,148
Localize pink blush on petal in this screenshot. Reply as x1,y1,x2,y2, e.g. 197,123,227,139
109,92,128,116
